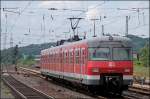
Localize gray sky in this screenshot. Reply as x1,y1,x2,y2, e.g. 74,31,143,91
1,1,149,49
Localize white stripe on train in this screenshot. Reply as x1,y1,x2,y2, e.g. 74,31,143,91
41,69,133,80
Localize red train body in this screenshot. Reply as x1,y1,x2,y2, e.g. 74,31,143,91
40,36,133,94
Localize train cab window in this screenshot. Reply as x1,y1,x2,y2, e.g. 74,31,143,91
113,48,132,60
89,48,110,60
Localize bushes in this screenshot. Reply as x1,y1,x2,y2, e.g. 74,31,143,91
133,43,149,79
18,55,35,66
139,43,149,67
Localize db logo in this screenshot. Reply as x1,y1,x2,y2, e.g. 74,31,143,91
109,62,115,67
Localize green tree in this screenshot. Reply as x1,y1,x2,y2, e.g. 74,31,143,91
21,55,35,66
140,43,149,67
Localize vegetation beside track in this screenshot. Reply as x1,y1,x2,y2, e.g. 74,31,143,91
133,65,149,79
133,43,150,79
18,55,36,66
0,80,14,99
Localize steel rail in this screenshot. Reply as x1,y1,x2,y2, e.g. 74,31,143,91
2,75,54,99
18,67,150,99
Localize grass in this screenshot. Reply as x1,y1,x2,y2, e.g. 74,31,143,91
133,62,150,79
18,58,36,67
1,80,14,98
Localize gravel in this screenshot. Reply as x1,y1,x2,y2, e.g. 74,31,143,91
0,80,15,99
12,71,95,99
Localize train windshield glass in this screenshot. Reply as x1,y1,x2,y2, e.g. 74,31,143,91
89,48,110,60
113,48,132,60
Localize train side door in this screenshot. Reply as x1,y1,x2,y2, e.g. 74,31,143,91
60,49,64,78
80,48,85,80
69,49,74,74
74,48,78,75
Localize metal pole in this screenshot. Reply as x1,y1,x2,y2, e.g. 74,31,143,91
77,27,80,35
101,24,104,36
43,14,45,43
10,32,13,48
4,13,8,50
126,16,128,36
93,20,96,37
90,19,99,37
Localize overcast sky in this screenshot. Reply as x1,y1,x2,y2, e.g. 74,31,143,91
1,1,149,49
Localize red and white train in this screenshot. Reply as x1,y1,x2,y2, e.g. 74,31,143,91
40,36,133,94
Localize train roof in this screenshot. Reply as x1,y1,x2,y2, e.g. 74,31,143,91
86,36,132,47
41,36,132,54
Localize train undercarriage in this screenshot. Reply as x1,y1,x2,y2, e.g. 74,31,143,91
42,72,131,95
87,73,129,95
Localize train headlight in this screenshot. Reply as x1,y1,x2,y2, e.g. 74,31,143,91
124,68,130,72
92,68,99,73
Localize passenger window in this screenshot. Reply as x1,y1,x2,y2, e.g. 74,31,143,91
64,50,68,63
63,51,65,63
76,49,80,64
69,49,73,64
66,51,67,63
82,49,85,64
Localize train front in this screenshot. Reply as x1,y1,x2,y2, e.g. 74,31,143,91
86,36,133,94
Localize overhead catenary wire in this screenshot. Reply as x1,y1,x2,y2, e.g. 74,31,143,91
41,7,149,39
51,5,148,37
96,9,148,36
1,1,149,48
78,8,148,35
129,23,149,30
8,1,32,36
48,1,106,37
5,2,32,47
75,1,106,18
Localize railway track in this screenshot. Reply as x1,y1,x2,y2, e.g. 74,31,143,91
122,85,150,99
128,85,150,95
18,67,108,99
2,74,54,99
15,67,150,99
123,90,150,99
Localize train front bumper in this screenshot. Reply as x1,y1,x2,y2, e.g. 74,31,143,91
82,75,133,86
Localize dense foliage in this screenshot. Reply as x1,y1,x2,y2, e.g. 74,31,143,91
139,43,149,67
1,42,56,64
18,55,36,66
